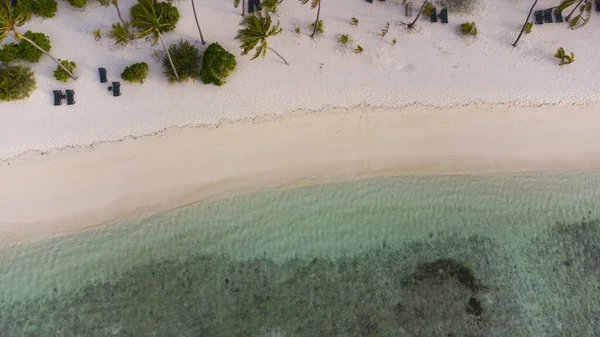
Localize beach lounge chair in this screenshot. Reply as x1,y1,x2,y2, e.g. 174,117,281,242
405,2,413,16
248,0,261,12
98,67,107,83
430,7,438,22
596,0,600,12
66,90,75,105
367,0,373,2
108,81,121,97
554,10,564,22
440,8,448,23
534,10,544,24
53,90,63,106
543,8,553,23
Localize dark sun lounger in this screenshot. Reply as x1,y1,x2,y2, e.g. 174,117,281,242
53,90,63,106
440,8,448,23
554,10,564,22
98,67,107,83
66,89,75,105
108,81,121,97
534,10,544,24
430,7,438,22
543,8,554,23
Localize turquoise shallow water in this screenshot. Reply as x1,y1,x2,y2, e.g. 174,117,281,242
1,171,600,336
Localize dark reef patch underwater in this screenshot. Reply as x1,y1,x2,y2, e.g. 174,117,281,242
2,219,600,337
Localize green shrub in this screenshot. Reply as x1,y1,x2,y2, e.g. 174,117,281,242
199,42,236,86
460,21,477,36
524,21,533,34
163,40,200,84
293,25,300,34
67,0,86,8
339,34,349,45
0,43,19,64
154,1,179,32
109,23,130,44
0,65,37,101
554,47,575,65
30,0,57,17
355,45,363,53
423,2,435,16
92,29,101,40
16,31,51,63
350,17,358,26
310,20,325,35
391,38,397,45
53,59,76,82
121,62,149,83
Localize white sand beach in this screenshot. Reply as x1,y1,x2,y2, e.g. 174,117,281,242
1,0,600,159
2,104,600,246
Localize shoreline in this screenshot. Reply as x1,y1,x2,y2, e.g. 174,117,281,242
2,104,600,246
0,101,593,163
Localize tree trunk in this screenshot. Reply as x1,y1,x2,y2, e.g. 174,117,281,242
512,0,538,47
113,1,133,38
408,0,428,28
159,32,180,81
566,0,585,21
267,46,289,65
242,0,245,15
191,0,206,45
17,32,78,80
310,0,321,38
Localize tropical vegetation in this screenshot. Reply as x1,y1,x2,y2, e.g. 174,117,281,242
0,64,36,101
233,0,245,16
162,39,200,83
300,0,321,38
67,0,86,8
460,21,477,36
53,59,76,82
557,0,592,29
199,42,236,86
131,0,180,81
0,30,50,63
98,0,133,38
554,47,574,65
0,0,77,79
27,0,58,18
121,62,149,83
109,22,130,44
236,11,289,65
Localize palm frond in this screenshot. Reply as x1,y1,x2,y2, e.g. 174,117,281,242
568,0,592,29
234,0,240,7
556,0,577,12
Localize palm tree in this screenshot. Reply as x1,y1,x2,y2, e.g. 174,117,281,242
512,0,538,47
131,0,179,81
236,11,288,65
234,0,245,16
98,0,133,38
0,0,77,79
557,0,592,29
190,0,206,45
407,0,428,29
300,0,320,38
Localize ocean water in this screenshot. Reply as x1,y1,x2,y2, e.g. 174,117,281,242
1,171,600,336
